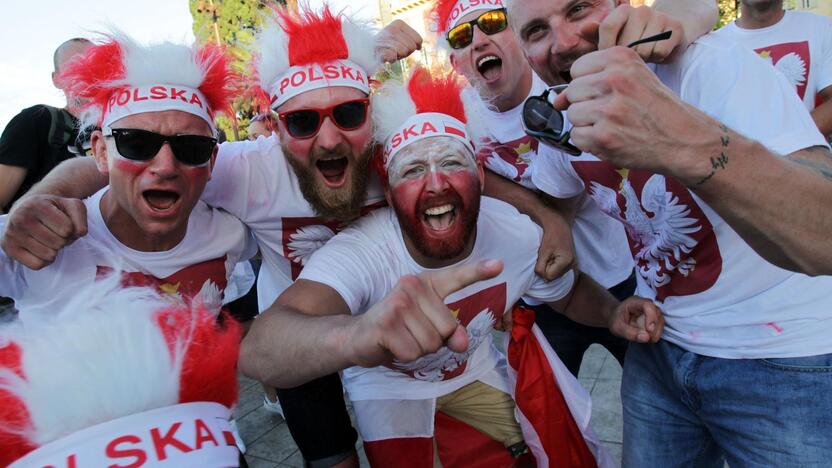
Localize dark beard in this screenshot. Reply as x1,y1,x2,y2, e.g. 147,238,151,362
283,143,372,222
394,193,481,261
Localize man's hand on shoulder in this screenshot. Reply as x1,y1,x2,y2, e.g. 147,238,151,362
1,194,87,269
345,259,503,368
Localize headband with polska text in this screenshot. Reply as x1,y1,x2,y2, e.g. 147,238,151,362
269,59,370,109
444,0,505,32
102,85,216,133
382,112,474,169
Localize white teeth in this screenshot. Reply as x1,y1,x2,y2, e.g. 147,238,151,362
477,55,499,68
424,204,453,216
319,155,346,161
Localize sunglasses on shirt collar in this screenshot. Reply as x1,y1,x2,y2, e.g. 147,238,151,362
103,127,217,166
522,31,673,155
446,8,508,50
277,98,370,139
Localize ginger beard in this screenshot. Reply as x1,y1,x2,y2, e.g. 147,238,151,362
282,140,372,222
387,138,481,261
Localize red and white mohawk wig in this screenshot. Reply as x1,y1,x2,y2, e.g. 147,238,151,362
255,5,379,110
430,0,505,46
373,67,489,171
60,31,236,135
0,274,242,467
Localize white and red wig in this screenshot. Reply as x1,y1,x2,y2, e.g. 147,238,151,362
60,32,236,135
254,5,379,110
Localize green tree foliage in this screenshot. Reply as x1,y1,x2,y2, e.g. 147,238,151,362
716,0,740,29
190,0,288,140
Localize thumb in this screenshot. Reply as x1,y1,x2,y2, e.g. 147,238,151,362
579,21,600,46
553,90,570,111
446,324,469,353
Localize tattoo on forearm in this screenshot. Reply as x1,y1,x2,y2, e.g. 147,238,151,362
788,146,832,180
690,124,730,189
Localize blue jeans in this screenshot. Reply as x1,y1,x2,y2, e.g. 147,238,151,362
622,340,832,467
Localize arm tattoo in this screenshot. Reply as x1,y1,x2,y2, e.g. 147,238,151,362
690,124,730,189
787,146,832,180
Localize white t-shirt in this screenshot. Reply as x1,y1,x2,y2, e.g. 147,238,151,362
715,10,832,111
0,188,256,324
201,134,387,312
533,33,832,359
471,74,634,289
298,197,575,401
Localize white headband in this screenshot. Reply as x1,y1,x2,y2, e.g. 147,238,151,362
9,402,238,468
446,0,505,31
102,85,216,133
270,59,370,109
383,112,474,168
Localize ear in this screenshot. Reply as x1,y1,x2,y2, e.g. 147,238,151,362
476,160,485,191
51,71,60,89
449,53,460,72
91,131,110,175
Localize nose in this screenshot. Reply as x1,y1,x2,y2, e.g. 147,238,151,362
552,22,580,57
425,167,450,194
471,25,490,51
314,116,347,150
148,143,179,178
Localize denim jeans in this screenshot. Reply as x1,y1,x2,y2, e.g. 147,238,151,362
622,340,832,467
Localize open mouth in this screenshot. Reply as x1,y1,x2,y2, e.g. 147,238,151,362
143,189,180,213
476,55,503,82
423,203,456,231
316,156,349,187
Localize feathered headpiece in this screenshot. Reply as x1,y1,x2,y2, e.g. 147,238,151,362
431,0,505,36
60,32,236,134
372,67,489,171
254,6,379,109
0,275,242,467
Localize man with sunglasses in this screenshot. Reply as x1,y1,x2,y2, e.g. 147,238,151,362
506,0,832,465
435,0,715,377
0,35,256,325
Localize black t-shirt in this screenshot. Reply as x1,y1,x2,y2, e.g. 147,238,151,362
0,105,82,209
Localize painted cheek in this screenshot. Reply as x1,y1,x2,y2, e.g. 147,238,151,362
113,158,148,175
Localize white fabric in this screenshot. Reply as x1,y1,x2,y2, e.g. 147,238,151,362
382,113,473,166
473,73,634,289
533,33,832,359
298,197,574,401
103,85,216,131
10,402,238,468
201,134,387,310
445,0,505,30
223,262,256,305
715,10,832,111
0,188,256,324
269,60,370,108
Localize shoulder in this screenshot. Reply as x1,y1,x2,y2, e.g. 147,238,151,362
478,197,542,246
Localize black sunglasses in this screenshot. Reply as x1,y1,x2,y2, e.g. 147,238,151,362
522,31,673,155
446,8,508,49
103,128,217,166
278,99,370,139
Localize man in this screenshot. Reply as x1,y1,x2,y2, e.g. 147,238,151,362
0,38,92,213
508,0,832,465
241,67,663,466
437,0,636,375
0,35,255,322
715,0,832,137
247,112,277,140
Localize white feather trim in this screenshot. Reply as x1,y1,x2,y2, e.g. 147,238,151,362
255,15,291,92
461,85,494,150
371,79,417,145
0,273,191,445
341,16,381,78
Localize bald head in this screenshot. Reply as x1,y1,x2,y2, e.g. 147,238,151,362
53,38,92,73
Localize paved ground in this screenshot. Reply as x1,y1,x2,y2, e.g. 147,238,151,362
238,344,624,467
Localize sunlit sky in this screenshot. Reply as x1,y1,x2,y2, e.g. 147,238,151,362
0,0,378,132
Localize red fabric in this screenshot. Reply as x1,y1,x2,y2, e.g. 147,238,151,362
431,0,461,34
363,436,434,467
279,6,349,67
508,305,597,468
0,341,37,466
195,44,239,122
407,67,468,124
59,41,127,125
156,307,241,409
434,411,515,468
